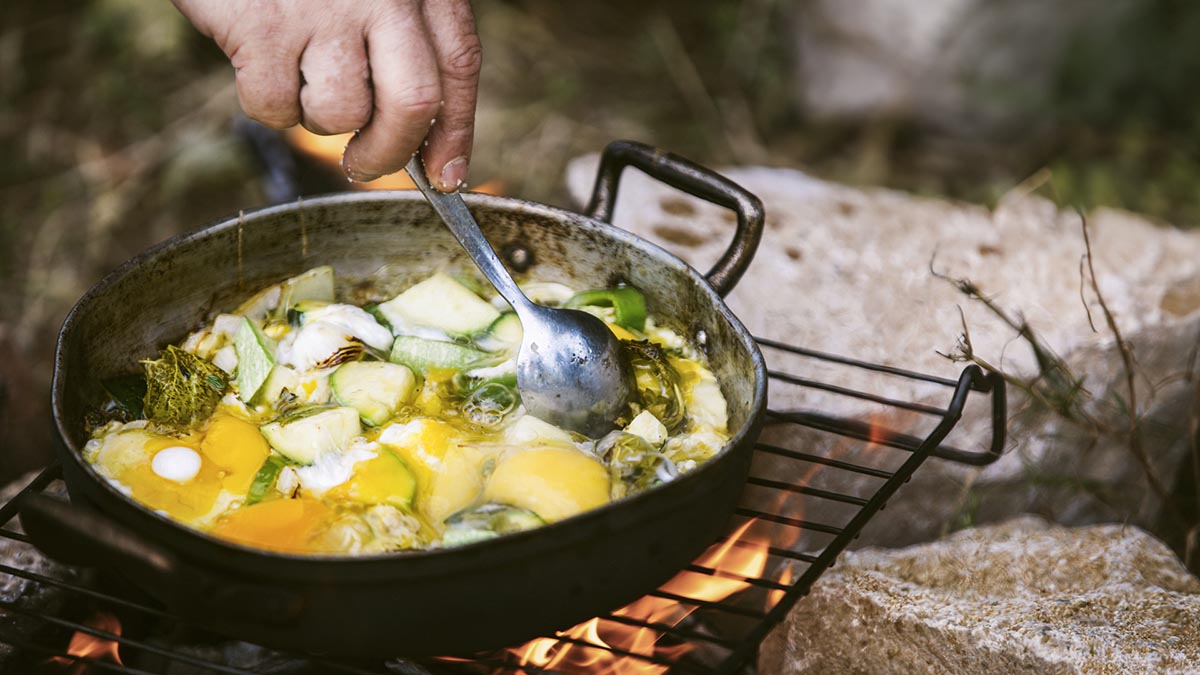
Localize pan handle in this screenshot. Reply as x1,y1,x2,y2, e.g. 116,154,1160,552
584,140,765,297
20,493,304,624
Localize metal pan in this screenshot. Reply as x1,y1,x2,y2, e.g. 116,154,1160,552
21,141,767,658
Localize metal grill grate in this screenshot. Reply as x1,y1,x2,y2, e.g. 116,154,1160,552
0,337,1004,674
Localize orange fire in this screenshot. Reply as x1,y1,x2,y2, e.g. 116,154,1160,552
285,127,504,194
45,611,123,674
504,519,769,675
767,565,794,609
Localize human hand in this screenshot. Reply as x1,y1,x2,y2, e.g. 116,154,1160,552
173,0,480,190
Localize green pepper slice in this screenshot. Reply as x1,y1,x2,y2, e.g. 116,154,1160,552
564,287,647,332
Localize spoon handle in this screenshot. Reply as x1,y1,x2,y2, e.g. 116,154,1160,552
405,155,531,311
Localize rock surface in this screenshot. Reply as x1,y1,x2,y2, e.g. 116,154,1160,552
759,517,1200,675
566,158,1200,547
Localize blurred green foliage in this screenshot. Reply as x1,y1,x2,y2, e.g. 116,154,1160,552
1047,0,1200,225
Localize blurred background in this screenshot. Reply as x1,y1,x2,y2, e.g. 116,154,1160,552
2,0,1198,481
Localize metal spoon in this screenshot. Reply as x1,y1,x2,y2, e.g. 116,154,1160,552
405,154,636,437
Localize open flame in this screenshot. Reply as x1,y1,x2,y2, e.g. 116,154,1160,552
285,127,504,194
505,519,769,675
44,611,123,674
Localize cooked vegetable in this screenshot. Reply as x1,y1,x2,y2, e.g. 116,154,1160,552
259,365,300,406
274,265,335,319
259,406,362,465
474,312,522,354
102,374,147,419
142,346,228,431
456,375,519,429
597,431,663,500
625,410,668,446
233,318,275,402
442,504,545,547
247,454,289,505
376,273,500,336
565,287,647,332
622,340,685,431
389,335,499,374
331,361,417,426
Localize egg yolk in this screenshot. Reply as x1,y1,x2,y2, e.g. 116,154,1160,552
210,498,335,553
200,414,271,494
484,447,611,523
383,419,487,527
117,433,224,523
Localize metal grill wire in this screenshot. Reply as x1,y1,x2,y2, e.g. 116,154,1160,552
0,337,1003,674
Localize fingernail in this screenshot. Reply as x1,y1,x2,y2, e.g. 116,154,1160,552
342,146,377,183
438,156,468,192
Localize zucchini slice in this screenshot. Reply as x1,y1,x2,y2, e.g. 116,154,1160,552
233,318,276,402
389,335,500,375
475,312,522,354
331,361,417,426
275,265,335,319
376,273,500,336
259,406,361,465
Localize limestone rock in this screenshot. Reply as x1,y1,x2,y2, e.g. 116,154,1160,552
759,517,1200,675
566,157,1200,546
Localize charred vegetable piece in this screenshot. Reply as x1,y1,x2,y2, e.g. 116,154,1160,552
259,406,362,465
142,346,229,432
246,454,290,505
621,340,685,431
331,361,417,426
233,318,275,402
565,287,647,332
389,335,500,375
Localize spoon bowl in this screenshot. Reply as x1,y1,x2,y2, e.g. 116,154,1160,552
516,303,636,436
405,155,636,436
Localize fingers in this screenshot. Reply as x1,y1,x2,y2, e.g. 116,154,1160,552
421,0,482,191
300,36,373,135
234,40,304,129
174,0,304,129
343,2,443,182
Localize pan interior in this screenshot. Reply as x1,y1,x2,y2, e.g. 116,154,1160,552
55,192,762,545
